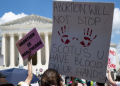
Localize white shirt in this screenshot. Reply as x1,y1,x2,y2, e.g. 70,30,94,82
21,83,29,86
93,82,97,86
116,82,120,86
31,83,39,86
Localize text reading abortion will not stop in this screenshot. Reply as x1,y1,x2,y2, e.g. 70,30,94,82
53,2,109,25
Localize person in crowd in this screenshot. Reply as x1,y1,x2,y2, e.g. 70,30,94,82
69,77,87,86
107,68,120,86
61,75,66,85
17,52,34,86
0,72,7,85
0,72,14,86
117,69,120,74
93,82,105,86
115,73,120,81
59,75,64,85
87,80,91,86
41,69,62,86
38,74,40,79
40,68,88,86
68,80,83,86
90,81,94,86
86,80,94,86
65,76,70,85
114,69,117,73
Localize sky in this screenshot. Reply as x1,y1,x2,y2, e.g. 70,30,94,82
0,0,120,61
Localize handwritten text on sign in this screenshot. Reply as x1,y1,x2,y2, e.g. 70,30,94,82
49,1,114,83
16,28,44,60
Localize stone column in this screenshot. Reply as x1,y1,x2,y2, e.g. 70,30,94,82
1,34,6,66
45,32,49,66
10,34,15,67
37,49,42,66
18,33,23,66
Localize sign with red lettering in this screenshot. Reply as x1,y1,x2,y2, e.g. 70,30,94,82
16,28,44,60
49,1,114,83
39,68,43,72
107,47,116,69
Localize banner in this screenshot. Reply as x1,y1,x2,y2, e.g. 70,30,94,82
49,1,114,83
16,28,44,60
108,47,116,69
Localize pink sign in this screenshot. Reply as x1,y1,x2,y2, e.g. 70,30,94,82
16,28,44,60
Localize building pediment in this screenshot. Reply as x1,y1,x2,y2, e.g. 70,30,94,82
0,14,53,26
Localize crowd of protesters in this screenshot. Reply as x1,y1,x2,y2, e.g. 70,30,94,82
0,52,120,86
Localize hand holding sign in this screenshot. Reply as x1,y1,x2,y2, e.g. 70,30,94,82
28,52,35,61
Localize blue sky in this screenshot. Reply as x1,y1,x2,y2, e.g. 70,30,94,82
0,0,120,60
0,0,119,19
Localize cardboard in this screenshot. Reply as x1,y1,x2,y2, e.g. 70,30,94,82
16,28,44,60
49,1,114,83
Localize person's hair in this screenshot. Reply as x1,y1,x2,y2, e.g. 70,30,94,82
41,69,61,86
115,74,120,81
0,78,7,83
96,82,105,86
0,83,14,86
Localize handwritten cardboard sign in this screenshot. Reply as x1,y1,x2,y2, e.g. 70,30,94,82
16,28,44,60
49,1,114,83
107,47,116,69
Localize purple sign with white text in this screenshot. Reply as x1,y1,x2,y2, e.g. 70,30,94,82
16,28,44,60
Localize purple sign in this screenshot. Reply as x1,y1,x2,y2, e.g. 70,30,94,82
16,28,44,60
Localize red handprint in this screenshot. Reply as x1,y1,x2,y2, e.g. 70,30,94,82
80,28,97,47
58,26,70,44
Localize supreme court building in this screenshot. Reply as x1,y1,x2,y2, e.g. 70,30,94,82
0,14,119,74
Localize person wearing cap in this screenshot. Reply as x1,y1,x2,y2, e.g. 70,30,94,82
17,52,34,86
0,72,14,86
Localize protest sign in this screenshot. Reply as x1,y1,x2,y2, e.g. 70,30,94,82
16,28,44,60
107,47,116,69
49,1,114,83
39,68,43,72
0,55,4,66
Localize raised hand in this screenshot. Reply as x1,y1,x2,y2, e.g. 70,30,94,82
28,52,35,61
